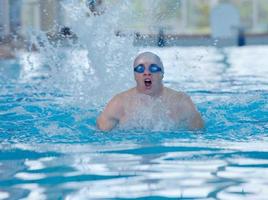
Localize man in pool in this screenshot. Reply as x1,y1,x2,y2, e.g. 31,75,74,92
97,52,204,131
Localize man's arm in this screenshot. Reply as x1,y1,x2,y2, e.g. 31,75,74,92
97,95,123,131
181,95,204,130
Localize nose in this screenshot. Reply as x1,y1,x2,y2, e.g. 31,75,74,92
143,68,151,76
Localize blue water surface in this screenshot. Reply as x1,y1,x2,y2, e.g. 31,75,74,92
1,46,268,199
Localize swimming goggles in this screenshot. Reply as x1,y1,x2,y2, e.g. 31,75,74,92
134,64,162,73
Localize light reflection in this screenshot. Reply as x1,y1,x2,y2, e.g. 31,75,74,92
1,140,268,199
218,183,268,200
24,159,45,170
16,184,46,200
15,172,46,180
0,191,9,200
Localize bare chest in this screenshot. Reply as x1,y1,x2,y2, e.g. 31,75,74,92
119,95,183,129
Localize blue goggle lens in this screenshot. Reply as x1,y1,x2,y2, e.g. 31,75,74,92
134,65,145,73
134,64,162,73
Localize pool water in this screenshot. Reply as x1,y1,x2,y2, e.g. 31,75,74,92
1,46,268,199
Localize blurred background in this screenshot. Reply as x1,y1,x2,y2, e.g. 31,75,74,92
1,0,268,58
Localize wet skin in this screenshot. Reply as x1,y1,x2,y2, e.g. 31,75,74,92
97,52,204,131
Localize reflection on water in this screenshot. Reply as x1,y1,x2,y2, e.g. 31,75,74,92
1,141,268,199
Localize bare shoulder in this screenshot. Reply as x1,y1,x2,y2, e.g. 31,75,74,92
105,88,136,110
117,87,136,98
164,87,204,130
164,87,196,112
164,87,190,102
111,88,135,102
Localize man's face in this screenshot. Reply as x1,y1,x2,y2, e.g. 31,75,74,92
133,54,164,96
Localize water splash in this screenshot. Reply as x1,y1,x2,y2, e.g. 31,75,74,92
21,0,138,108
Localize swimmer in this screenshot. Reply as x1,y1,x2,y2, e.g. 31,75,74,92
97,52,204,131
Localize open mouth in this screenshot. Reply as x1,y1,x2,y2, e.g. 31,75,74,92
144,78,152,87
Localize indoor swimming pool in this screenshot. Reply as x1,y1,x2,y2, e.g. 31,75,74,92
1,0,268,198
